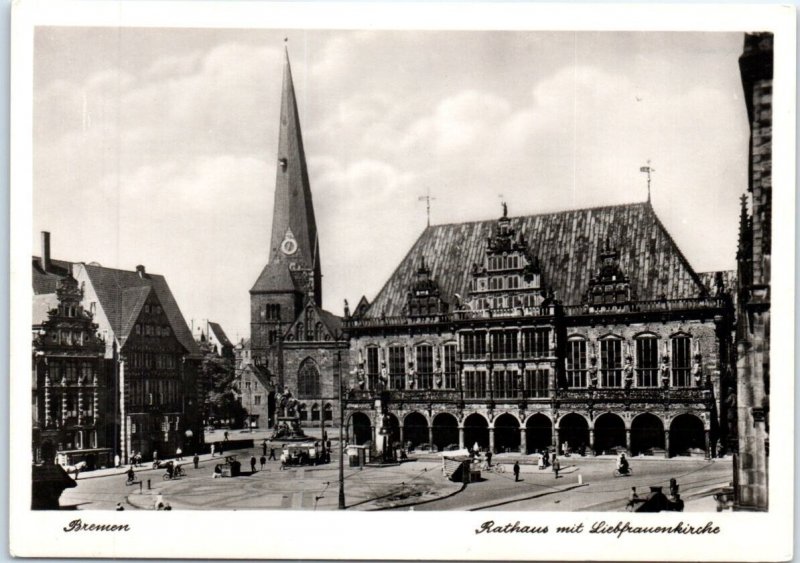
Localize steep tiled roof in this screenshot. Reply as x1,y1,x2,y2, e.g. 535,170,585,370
698,270,737,294
208,322,233,349
251,262,299,293
32,257,73,294
82,264,200,357
365,201,707,317
319,309,343,338
32,293,59,325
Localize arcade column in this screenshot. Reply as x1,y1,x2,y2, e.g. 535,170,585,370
428,426,434,449
625,428,632,452
664,430,670,458
589,429,595,456
519,428,527,454
488,427,495,453
458,426,465,450
554,427,561,454
704,429,711,460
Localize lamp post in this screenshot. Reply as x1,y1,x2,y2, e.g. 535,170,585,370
337,349,345,509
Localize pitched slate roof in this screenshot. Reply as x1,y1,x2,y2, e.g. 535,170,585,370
319,309,343,337
251,262,299,293
208,322,233,349
81,264,200,356
32,257,73,294
365,201,708,317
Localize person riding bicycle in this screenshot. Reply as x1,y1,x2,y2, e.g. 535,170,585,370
173,463,182,477
126,466,136,483
166,461,175,479
617,453,630,475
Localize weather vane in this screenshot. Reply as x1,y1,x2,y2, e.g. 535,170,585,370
639,160,655,202
418,189,436,227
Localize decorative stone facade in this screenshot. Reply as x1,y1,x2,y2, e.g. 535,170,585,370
734,32,772,511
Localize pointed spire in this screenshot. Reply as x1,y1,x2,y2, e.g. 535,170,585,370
262,44,322,305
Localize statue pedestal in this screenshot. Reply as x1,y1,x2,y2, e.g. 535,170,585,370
269,416,310,442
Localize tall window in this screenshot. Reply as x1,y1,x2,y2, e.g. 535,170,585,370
461,331,487,360
415,344,433,389
635,336,659,387
492,370,518,399
388,347,405,390
366,347,379,390
324,403,333,421
600,338,623,387
566,339,587,388
491,331,517,359
671,336,691,387
524,369,549,398
297,360,320,398
464,370,487,398
522,328,550,358
311,404,320,421
443,344,458,389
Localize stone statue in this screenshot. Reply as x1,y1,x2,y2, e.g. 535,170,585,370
691,355,703,387
433,359,443,389
278,386,299,418
343,299,350,318
623,356,634,389
588,356,598,388
660,356,670,388
378,361,389,391
355,362,366,390
407,361,417,389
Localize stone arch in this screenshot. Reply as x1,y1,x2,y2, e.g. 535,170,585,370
297,358,320,398
593,412,626,454
669,413,706,456
403,411,430,450
432,412,459,451
493,412,521,453
525,413,553,454
323,403,333,422
348,411,372,445
463,412,490,451
557,412,590,453
630,412,665,455
310,403,320,422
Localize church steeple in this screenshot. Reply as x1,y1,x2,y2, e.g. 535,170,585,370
253,47,322,306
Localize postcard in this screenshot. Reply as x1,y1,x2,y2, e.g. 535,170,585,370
9,1,795,560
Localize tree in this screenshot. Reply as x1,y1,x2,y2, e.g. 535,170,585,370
200,341,246,428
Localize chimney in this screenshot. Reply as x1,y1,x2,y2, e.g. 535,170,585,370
40,231,51,273
136,265,146,278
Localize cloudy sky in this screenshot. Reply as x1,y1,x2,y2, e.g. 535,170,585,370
33,28,750,341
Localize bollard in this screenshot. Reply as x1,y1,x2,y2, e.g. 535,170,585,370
139,482,143,494
578,474,583,485
147,479,151,490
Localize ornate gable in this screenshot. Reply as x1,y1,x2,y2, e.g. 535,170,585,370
405,257,448,317
284,301,336,343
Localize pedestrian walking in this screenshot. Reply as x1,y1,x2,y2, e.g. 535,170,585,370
224,431,229,441
269,447,276,461
552,455,560,479
250,456,257,473
153,450,158,463
486,451,493,467
193,454,199,469
260,455,266,470
219,442,225,456
210,443,216,457
513,461,520,482
114,454,120,468
262,441,267,457
176,447,183,461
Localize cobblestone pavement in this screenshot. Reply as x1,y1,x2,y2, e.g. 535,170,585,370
59,447,732,512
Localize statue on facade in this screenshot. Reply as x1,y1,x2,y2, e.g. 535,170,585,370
433,359,443,389
660,356,670,388
378,361,389,391
407,360,417,389
588,356,598,388
355,361,366,390
623,356,634,389
343,299,350,319
691,355,703,387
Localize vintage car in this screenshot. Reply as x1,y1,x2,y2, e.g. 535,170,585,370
280,441,327,467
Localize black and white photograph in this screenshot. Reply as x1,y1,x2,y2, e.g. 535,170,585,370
9,2,795,560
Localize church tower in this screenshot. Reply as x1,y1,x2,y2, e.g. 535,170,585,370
251,48,322,366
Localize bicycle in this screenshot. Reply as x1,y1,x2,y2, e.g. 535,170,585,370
613,467,634,477
162,466,186,480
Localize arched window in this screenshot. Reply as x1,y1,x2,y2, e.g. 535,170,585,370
297,360,320,398
566,337,587,388
314,322,324,341
295,322,304,341
599,336,623,387
442,343,458,389
311,403,320,421
671,335,692,387
297,403,308,421
635,334,659,387
415,344,433,388
324,403,333,422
